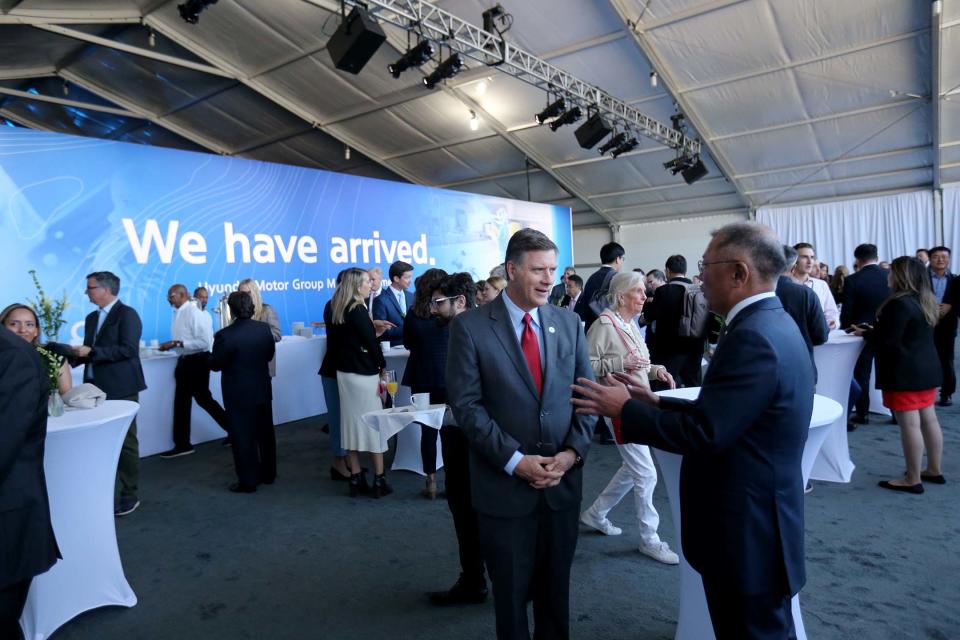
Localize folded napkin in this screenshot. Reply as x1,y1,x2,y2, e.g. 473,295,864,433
61,383,107,409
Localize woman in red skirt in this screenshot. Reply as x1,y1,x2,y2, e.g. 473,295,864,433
852,256,945,494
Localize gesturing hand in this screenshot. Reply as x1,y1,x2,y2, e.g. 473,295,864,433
513,455,564,489
570,375,632,418
611,371,662,405
372,319,396,337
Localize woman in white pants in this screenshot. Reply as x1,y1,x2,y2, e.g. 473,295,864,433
579,271,680,564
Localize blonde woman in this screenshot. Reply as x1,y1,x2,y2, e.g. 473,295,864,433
579,271,680,564
852,256,945,493
237,278,282,375
327,268,391,497
481,276,506,304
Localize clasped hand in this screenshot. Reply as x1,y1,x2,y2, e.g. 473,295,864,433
514,451,576,489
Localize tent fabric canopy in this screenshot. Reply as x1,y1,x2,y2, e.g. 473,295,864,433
0,0,953,228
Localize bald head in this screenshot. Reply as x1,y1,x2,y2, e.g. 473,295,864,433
167,284,190,309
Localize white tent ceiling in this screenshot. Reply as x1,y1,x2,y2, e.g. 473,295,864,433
0,0,952,228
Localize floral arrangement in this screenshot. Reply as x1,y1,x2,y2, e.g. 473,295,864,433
35,346,63,392
28,269,69,342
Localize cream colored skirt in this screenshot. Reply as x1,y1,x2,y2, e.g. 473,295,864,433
337,371,387,453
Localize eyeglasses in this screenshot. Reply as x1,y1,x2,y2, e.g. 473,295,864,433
430,296,458,307
698,259,739,271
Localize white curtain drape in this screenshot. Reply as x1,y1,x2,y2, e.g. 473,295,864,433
756,191,935,273
944,184,960,273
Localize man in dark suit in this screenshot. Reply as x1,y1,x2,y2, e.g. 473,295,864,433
574,242,624,331
210,292,277,493
373,260,414,346
573,222,814,640
641,254,704,387
928,246,960,406
0,326,60,637
558,274,583,311
447,229,596,640
777,245,829,380
549,266,576,306
840,243,890,424
72,271,146,516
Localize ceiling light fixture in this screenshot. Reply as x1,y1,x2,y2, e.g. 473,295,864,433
148,29,156,48
388,40,435,78
548,106,582,131
649,71,658,88
177,0,218,25
423,53,464,89
598,132,626,156
535,98,565,125
344,145,351,160
469,110,479,131
610,137,638,159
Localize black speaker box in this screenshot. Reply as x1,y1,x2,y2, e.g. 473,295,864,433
574,113,612,149
327,7,386,75
682,157,709,184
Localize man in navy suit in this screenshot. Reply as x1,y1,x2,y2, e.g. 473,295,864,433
777,245,829,380
573,222,814,640
72,271,147,516
840,244,890,424
373,260,414,346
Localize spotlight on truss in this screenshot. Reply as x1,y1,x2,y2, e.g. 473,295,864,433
423,53,464,89
388,40,434,78
598,132,626,156
610,137,638,159
535,98,565,125
548,106,582,132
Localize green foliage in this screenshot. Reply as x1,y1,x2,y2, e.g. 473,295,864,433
35,346,63,392
28,270,69,341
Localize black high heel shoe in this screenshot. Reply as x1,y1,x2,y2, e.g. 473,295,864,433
348,471,370,497
371,474,392,498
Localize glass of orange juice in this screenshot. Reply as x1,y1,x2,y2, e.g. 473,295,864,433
384,370,398,408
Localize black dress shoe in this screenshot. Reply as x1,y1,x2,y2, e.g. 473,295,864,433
878,480,923,494
921,473,946,484
229,483,257,493
428,580,488,606
851,414,869,424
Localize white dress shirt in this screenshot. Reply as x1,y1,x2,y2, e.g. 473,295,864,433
390,285,407,315
171,299,214,354
566,292,580,311
725,291,777,325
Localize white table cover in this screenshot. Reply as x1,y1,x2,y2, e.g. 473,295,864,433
382,348,443,475
72,336,329,457
652,388,843,640
811,331,863,482
21,400,139,640
362,402,447,476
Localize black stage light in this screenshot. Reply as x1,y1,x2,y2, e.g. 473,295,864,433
388,40,434,78
423,53,464,89
598,132,626,156
681,155,709,184
482,4,505,32
663,156,686,174
178,0,217,24
535,98,565,125
549,106,582,131
328,6,387,74
670,112,685,132
574,112,612,149
610,137,638,159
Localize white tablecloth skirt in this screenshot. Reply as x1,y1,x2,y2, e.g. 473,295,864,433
810,332,863,482
21,401,139,640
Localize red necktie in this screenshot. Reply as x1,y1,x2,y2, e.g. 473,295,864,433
521,313,543,395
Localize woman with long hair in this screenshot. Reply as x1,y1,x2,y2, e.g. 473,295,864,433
401,268,448,499
327,268,391,497
1,303,72,395
579,272,680,564
237,279,282,353
853,256,945,493
830,264,848,304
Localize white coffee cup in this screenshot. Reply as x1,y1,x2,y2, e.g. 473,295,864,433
411,392,430,410
292,321,304,332
381,342,390,353
149,338,159,348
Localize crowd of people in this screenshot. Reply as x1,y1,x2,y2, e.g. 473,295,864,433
1,221,954,639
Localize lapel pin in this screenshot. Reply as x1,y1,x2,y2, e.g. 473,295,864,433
548,326,556,333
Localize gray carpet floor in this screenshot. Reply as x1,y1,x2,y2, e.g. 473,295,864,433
54,400,960,639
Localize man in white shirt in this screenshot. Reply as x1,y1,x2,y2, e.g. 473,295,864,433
158,284,229,458
792,243,838,329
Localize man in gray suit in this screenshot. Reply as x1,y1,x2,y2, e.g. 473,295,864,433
447,228,596,640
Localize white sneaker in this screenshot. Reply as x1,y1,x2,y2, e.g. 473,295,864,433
579,508,622,536
639,541,680,565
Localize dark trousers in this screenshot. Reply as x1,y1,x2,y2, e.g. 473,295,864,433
173,353,229,448
416,387,445,474
661,351,703,388
852,344,876,418
227,401,276,488
439,426,485,586
114,393,140,504
934,328,957,398
0,579,31,640
477,499,579,640
703,579,796,640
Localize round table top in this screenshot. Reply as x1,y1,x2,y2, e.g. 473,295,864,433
47,399,139,435
823,329,865,345
657,388,843,429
